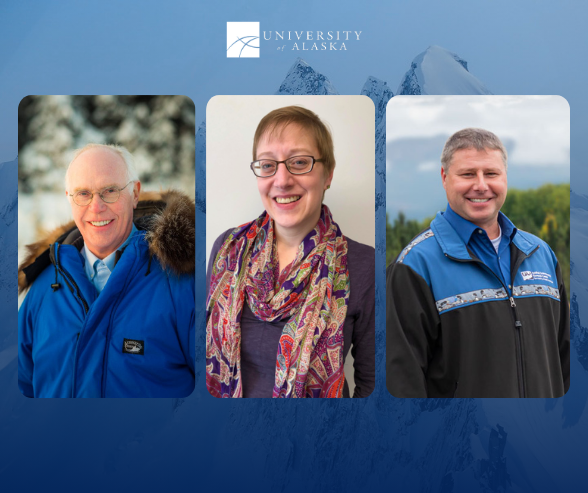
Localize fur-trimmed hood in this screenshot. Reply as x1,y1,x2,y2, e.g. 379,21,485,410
18,189,195,294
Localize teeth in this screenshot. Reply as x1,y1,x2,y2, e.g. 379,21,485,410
469,199,490,203
275,196,300,204
90,220,112,226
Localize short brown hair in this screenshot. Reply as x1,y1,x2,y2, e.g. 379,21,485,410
252,106,335,175
441,128,508,171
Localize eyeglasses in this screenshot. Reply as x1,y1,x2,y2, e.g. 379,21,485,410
68,181,134,206
250,155,323,178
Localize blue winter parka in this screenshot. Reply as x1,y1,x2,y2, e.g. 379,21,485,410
18,191,195,398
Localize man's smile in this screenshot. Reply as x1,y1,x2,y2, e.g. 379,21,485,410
89,219,113,227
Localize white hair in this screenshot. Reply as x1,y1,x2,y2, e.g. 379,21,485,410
65,143,139,191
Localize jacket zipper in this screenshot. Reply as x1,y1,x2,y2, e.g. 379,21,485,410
54,244,90,397
510,297,525,397
100,245,136,397
446,245,539,398
55,245,90,314
507,245,539,398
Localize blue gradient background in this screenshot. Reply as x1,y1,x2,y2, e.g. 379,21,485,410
1,1,587,492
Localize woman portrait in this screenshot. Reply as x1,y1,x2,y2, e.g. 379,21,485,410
206,96,375,398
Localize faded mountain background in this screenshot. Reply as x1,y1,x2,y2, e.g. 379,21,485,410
0,46,585,493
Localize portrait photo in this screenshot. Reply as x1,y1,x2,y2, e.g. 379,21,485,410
206,95,375,398
386,95,570,398
18,95,196,398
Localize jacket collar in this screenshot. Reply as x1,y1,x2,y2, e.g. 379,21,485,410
18,190,195,293
431,210,537,260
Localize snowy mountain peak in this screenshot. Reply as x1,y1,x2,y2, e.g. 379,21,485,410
397,45,492,96
361,76,394,125
275,57,339,95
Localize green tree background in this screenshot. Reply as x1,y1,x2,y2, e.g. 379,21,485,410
386,183,570,294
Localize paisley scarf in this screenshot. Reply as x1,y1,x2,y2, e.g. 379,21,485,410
206,205,349,398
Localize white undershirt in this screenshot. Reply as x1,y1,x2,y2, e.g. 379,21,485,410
490,224,502,253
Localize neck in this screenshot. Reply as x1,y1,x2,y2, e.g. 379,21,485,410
274,222,315,272
88,243,121,261
273,207,322,269
274,207,322,249
482,220,500,240
275,228,304,250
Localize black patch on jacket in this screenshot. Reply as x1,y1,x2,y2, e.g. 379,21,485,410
123,338,145,355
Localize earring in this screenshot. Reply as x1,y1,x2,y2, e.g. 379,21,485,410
326,185,330,190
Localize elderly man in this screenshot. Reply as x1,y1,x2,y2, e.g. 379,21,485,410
18,144,195,397
386,128,569,398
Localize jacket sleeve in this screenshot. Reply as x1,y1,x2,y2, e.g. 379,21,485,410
18,291,35,397
556,261,570,393
350,253,375,398
386,261,441,398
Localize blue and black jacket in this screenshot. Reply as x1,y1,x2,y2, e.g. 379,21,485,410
18,191,195,398
386,212,569,398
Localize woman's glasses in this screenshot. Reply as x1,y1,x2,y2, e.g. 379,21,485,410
250,156,323,177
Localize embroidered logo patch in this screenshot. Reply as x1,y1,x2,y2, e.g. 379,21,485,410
521,270,553,284
123,338,144,355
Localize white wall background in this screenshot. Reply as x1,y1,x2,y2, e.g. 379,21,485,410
206,95,375,263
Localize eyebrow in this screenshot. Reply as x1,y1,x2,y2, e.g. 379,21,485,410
71,183,121,193
458,166,503,172
257,148,313,159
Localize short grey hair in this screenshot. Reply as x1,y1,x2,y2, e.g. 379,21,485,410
441,128,508,171
65,143,139,191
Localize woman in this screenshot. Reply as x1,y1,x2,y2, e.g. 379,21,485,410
206,106,374,398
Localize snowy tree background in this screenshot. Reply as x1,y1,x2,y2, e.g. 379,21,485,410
17,95,195,264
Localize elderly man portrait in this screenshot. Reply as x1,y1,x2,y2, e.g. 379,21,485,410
18,144,195,398
386,128,569,398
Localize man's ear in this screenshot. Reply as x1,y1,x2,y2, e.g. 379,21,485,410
441,166,447,190
132,181,141,208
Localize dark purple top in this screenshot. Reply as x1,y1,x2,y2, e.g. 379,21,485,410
207,228,375,398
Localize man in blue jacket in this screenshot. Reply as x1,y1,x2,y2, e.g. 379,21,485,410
386,128,569,398
18,144,195,397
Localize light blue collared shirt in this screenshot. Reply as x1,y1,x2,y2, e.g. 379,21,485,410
82,224,139,293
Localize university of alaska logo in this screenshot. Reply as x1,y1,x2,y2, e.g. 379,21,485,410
226,22,260,58
521,271,534,281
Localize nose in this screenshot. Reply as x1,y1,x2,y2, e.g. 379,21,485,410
272,162,295,188
88,194,108,213
473,171,488,191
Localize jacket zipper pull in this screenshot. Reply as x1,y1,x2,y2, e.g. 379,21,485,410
510,297,523,328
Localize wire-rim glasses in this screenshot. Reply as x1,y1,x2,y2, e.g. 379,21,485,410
250,155,324,177
68,181,134,206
